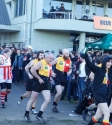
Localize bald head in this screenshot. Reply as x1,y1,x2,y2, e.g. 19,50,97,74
62,49,69,54
62,49,69,60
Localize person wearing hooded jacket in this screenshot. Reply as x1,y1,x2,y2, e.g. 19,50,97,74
83,49,112,125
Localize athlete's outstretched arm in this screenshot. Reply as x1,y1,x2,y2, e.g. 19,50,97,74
30,62,44,84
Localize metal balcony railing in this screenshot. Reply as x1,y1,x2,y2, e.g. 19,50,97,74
42,12,94,21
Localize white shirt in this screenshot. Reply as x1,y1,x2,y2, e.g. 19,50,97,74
0,55,12,83
79,61,86,77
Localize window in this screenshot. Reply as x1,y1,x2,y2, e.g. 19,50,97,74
7,2,11,8
15,0,26,17
86,0,89,10
43,0,72,12
96,3,104,16
75,0,83,19
92,1,104,16
108,3,112,17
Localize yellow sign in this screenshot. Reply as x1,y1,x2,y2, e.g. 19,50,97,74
94,16,112,30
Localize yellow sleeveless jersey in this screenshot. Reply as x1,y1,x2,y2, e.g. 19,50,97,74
33,59,38,66
30,59,38,68
56,57,71,72
39,59,52,77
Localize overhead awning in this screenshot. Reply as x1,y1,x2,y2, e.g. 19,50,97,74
0,25,20,33
86,33,112,50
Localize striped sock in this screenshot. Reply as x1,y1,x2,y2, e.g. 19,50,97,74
92,117,97,123
6,90,10,98
1,92,6,104
102,120,109,125
87,117,97,125
6,90,10,95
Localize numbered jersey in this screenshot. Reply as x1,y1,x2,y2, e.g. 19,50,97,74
0,55,12,83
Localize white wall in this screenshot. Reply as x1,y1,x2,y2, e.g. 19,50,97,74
4,0,26,45
10,16,25,43
35,0,43,20
0,34,10,45
31,31,72,54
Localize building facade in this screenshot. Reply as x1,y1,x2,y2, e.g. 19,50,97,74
1,0,112,53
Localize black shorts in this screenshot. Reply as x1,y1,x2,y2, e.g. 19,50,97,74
32,79,49,93
0,83,12,90
94,93,108,105
26,79,34,91
54,80,66,87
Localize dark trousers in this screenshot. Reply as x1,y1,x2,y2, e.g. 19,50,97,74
12,69,15,83
15,67,21,82
67,82,77,102
78,77,86,102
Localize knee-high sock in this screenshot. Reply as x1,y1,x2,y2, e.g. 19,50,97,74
6,90,10,95
102,120,109,125
1,92,6,104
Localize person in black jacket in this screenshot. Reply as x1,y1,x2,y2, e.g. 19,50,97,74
58,3,65,18
11,47,17,83
84,50,112,125
11,47,17,66
23,49,32,82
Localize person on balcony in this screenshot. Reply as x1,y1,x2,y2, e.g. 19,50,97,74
58,3,66,18
49,6,56,19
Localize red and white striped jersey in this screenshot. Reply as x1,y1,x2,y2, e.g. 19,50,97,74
0,55,12,83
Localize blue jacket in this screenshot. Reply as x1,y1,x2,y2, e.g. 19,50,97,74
13,54,23,68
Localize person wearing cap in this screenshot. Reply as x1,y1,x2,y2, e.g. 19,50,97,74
82,48,112,125
51,50,55,54
27,45,33,50
27,45,33,57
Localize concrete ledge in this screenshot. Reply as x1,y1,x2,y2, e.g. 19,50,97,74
0,25,20,33
34,19,112,34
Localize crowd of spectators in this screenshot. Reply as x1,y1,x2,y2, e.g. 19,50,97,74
0,44,33,84
1,44,112,122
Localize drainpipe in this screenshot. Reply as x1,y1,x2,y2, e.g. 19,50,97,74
23,0,27,46
29,0,33,45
